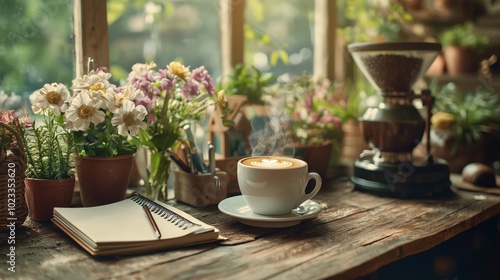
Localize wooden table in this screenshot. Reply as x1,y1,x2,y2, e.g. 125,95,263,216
2,174,500,280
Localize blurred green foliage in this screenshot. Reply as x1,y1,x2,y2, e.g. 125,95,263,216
107,0,222,84
244,0,314,77
440,22,489,52
0,0,74,107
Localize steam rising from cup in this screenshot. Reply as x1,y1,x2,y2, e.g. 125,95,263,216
248,95,295,157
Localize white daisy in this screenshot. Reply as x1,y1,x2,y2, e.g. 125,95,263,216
64,91,105,131
106,85,144,113
30,83,70,115
128,62,156,80
72,70,115,94
111,100,147,137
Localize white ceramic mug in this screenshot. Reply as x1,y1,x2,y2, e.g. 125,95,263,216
237,156,322,215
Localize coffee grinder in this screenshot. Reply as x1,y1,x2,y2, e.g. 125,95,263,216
347,42,451,198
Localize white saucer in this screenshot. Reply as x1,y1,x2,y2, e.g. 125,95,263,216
218,196,322,228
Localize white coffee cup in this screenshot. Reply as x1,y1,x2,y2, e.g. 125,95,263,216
237,156,322,215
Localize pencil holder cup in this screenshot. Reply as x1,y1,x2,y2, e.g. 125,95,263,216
173,170,228,207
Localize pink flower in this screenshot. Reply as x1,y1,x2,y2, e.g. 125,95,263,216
156,69,176,92
189,66,215,96
0,110,15,123
181,80,200,100
307,112,320,124
320,111,342,129
129,69,159,99
134,96,156,123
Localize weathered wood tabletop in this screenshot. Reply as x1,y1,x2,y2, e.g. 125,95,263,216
2,174,500,280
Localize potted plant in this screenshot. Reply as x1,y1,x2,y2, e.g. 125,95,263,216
267,74,345,179
220,63,274,105
50,67,152,207
422,82,500,173
218,63,274,123
440,22,489,75
12,84,76,221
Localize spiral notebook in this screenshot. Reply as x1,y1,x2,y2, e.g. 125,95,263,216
52,193,220,256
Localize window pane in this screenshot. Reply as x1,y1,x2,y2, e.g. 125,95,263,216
245,0,314,77
0,0,74,113
107,0,221,83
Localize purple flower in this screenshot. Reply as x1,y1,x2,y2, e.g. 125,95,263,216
182,80,200,100
156,69,176,92
129,70,160,99
190,66,215,96
134,96,156,123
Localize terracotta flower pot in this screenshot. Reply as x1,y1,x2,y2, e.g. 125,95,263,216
443,46,477,75
24,177,75,222
291,141,333,180
75,154,134,207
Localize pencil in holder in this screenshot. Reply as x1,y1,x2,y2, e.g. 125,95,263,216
173,169,228,207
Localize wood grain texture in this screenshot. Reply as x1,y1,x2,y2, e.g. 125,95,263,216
77,0,110,75
1,176,500,280
220,0,245,80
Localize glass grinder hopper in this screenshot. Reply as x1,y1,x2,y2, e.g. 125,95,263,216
348,42,451,198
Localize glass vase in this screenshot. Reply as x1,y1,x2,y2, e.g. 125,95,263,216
146,150,171,202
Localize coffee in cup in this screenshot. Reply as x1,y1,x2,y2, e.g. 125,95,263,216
237,156,322,215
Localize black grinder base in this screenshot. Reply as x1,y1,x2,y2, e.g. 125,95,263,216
351,157,451,198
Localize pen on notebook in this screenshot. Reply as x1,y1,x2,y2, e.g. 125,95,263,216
142,205,161,239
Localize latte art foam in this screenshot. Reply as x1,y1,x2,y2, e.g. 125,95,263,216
241,156,305,169
249,159,293,168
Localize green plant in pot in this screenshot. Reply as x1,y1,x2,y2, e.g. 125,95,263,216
218,63,274,123
220,63,274,105
440,22,489,75
15,84,76,221
427,82,500,173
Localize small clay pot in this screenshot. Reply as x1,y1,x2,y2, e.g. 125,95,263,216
25,177,75,222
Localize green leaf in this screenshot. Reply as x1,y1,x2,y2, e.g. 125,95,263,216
107,0,128,25
244,25,255,40
270,51,279,66
279,50,289,65
260,34,271,45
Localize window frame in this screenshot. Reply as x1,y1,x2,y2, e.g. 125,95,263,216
73,0,109,77
73,0,337,81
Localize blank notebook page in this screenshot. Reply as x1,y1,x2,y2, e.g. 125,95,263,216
54,199,212,245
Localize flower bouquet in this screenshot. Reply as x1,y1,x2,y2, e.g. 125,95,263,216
126,61,229,200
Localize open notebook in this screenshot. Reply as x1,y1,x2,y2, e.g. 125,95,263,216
52,193,220,256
